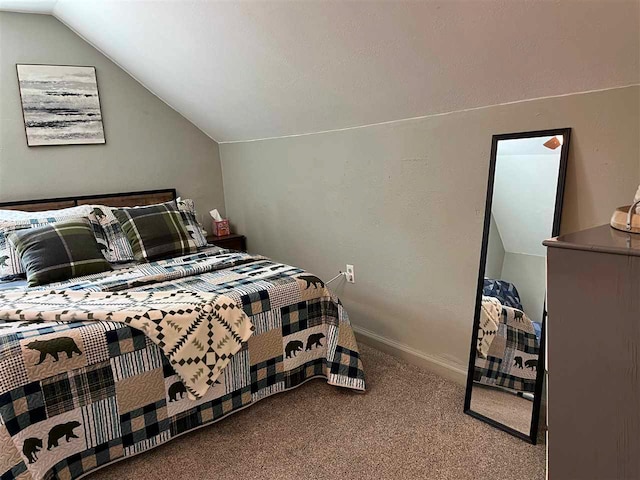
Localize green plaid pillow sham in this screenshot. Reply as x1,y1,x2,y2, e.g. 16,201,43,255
93,200,207,263
113,201,197,261
7,219,113,287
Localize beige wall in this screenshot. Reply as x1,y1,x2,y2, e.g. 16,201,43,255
0,12,225,228
221,86,640,377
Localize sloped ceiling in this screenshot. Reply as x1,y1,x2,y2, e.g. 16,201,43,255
492,137,561,257
0,0,56,14
1,0,638,142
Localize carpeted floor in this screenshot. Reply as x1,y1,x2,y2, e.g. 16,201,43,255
470,384,534,434
90,344,545,480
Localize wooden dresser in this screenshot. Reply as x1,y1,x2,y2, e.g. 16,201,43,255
544,225,640,480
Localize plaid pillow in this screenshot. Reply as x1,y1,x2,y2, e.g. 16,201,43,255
8,219,112,287
92,200,207,262
113,201,197,261
0,207,107,279
176,197,208,247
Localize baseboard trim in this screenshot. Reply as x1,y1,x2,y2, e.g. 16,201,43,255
353,325,468,386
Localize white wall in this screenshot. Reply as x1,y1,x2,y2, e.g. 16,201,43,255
489,147,561,325
221,86,640,379
492,152,561,257
485,215,505,280
500,252,546,324
0,12,225,227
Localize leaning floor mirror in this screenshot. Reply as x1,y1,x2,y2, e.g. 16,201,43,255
464,128,570,443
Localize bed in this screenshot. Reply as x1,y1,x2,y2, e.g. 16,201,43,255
473,279,539,393
0,190,365,480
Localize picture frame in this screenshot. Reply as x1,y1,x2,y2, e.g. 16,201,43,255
16,64,106,147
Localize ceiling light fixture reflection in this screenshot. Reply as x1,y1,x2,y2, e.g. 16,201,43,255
543,136,562,150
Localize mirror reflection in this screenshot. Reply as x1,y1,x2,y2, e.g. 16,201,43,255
466,130,569,441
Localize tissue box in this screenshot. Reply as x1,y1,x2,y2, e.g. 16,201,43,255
213,219,230,237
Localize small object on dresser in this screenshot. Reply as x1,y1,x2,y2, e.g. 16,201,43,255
207,233,246,252
209,208,230,236
610,204,640,234
213,219,230,237
610,186,640,234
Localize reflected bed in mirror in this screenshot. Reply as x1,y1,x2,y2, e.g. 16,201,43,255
464,128,570,444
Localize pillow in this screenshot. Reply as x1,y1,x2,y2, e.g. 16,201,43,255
176,197,208,247
92,200,207,262
90,205,136,263
0,204,95,222
8,219,112,287
483,278,523,311
113,201,197,261
0,207,107,279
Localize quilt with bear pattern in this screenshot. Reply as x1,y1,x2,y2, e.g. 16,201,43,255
0,247,366,480
473,301,539,393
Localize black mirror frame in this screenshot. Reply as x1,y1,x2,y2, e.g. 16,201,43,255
463,128,571,444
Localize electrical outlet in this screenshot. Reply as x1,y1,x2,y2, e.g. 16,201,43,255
345,264,355,283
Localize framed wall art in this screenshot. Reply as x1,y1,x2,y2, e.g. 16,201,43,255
16,64,106,146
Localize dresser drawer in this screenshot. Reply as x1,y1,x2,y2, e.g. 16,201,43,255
207,233,246,252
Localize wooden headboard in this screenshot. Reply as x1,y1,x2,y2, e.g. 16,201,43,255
0,189,177,212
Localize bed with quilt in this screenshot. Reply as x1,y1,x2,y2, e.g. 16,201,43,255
0,190,365,480
474,278,539,393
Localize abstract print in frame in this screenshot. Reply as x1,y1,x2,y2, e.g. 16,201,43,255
17,64,106,146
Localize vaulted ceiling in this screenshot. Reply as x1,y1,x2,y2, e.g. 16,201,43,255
1,0,638,142
493,137,561,257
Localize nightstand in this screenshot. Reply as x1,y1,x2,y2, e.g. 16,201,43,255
207,233,246,252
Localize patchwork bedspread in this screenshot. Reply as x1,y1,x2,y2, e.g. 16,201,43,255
0,248,365,480
474,299,539,393
477,296,501,358
0,290,252,401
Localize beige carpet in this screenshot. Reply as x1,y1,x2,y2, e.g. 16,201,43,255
91,344,545,480
470,384,534,434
